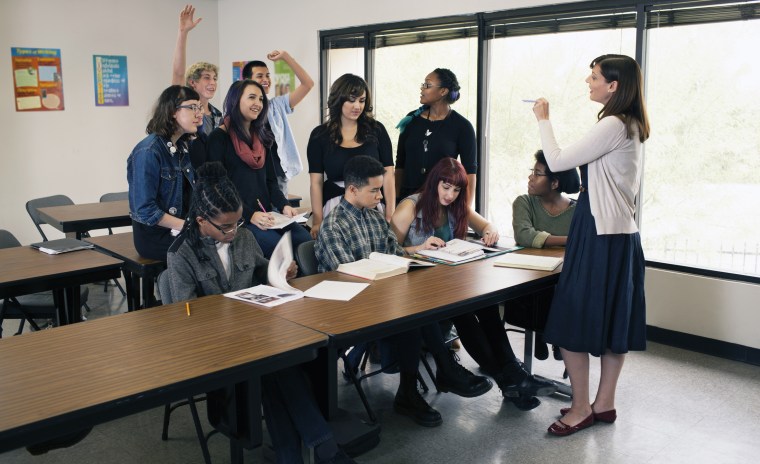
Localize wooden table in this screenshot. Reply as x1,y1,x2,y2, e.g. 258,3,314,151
36,200,131,239
0,247,122,324
0,296,328,461
278,248,564,417
85,232,165,310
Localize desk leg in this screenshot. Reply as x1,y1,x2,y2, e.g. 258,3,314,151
53,289,68,325
64,286,82,324
130,274,142,311
123,271,135,312
305,346,339,419
142,276,155,308
523,330,535,374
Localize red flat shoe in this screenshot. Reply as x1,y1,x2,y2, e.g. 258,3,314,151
548,413,594,437
560,407,617,423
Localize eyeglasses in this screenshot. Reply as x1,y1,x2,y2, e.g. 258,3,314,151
205,217,245,235
177,104,204,114
529,168,549,177
420,83,442,90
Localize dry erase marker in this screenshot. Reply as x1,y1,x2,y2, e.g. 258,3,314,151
186,302,191,316
257,198,267,212
522,99,536,103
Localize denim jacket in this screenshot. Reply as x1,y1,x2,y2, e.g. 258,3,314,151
127,133,195,226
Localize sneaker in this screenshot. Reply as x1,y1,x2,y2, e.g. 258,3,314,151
394,385,443,427
435,352,493,398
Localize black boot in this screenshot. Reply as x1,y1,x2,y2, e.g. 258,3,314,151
394,371,442,427
434,351,493,398
491,370,541,411
496,361,557,398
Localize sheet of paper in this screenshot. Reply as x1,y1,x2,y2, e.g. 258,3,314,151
303,280,370,301
266,212,309,229
267,231,299,293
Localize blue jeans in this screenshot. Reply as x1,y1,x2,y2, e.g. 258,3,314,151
246,222,312,259
261,367,333,464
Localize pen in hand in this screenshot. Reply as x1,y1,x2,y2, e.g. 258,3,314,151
256,198,267,212
522,99,536,103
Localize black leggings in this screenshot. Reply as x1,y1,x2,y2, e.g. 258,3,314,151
452,305,518,373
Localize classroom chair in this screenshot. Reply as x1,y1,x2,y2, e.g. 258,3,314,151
295,240,429,424
0,229,89,337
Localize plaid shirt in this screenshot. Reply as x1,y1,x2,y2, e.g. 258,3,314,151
315,197,403,273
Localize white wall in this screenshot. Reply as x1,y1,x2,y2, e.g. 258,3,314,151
0,0,219,245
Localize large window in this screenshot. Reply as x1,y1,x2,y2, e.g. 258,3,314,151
485,27,636,235
320,1,760,278
642,18,760,276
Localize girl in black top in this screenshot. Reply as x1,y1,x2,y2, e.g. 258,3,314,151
207,79,311,257
307,73,395,239
395,68,477,205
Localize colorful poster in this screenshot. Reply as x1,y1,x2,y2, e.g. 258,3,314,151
93,55,129,106
272,60,295,97
11,47,64,111
232,61,247,81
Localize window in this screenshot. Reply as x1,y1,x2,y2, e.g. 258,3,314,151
642,16,760,276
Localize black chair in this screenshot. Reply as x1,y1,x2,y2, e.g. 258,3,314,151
0,229,89,338
25,194,77,242
295,240,429,424
156,270,213,464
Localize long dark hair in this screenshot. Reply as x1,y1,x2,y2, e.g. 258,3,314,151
180,162,242,261
146,85,200,139
322,73,377,146
413,158,469,240
222,79,274,147
591,54,650,142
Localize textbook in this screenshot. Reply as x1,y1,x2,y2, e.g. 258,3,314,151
337,252,415,280
493,253,563,271
30,238,94,255
415,238,487,264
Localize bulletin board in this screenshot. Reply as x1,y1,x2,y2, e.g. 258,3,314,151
11,47,64,112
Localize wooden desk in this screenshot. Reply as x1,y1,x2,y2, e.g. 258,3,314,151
37,200,131,239
85,232,165,310
0,296,328,459
0,247,122,324
277,249,564,417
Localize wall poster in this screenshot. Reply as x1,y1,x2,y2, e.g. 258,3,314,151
93,55,129,106
11,47,64,111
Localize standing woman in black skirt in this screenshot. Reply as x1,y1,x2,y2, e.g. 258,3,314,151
532,54,650,436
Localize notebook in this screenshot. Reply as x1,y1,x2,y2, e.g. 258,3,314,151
30,238,94,255
493,253,563,271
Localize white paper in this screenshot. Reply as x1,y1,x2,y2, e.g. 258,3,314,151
225,285,303,307
417,238,485,263
303,281,369,301
266,211,309,229
267,231,299,293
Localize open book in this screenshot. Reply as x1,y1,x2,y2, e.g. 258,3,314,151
337,252,417,280
224,231,304,307
31,238,94,255
415,238,488,264
493,253,563,271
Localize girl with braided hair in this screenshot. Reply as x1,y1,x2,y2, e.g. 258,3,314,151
164,161,355,464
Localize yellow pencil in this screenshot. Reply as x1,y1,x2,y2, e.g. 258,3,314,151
186,302,190,316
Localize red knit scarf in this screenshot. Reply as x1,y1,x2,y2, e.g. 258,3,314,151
224,117,265,170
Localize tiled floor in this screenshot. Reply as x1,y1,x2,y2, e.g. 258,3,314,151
2,281,759,463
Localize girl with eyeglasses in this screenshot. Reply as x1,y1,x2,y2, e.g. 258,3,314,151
395,68,477,205
127,85,201,261
163,162,356,464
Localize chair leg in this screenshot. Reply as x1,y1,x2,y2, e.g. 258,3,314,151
339,353,378,424
161,403,172,440
188,397,213,464
113,278,126,297
419,353,439,392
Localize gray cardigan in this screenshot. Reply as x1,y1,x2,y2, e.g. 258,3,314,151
165,228,269,303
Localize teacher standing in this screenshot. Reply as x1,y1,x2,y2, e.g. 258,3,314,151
532,54,650,437
395,68,477,205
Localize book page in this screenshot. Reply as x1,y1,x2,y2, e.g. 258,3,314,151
266,211,309,229
267,231,299,293
417,238,485,263
303,280,369,301
368,252,411,269
225,284,303,308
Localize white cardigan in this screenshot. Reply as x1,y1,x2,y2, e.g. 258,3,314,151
538,116,641,235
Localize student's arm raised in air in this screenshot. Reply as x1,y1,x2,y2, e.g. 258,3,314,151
267,50,314,108
172,4,202,85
